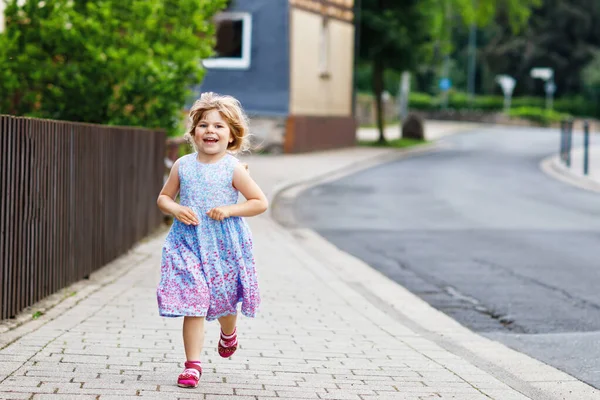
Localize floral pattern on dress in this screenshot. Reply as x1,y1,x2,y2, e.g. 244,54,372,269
157,153,260,320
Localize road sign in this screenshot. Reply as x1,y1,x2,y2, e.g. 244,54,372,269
496,75,516,96
439,78,452,91
531,68,554,81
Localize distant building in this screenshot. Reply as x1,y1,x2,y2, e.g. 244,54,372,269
192,0,356,153
0,1,5,33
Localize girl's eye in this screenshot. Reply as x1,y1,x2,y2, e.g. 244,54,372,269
198,124,207,128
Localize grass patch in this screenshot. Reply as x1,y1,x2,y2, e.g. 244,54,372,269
32,311,43,320
359,119,400,129
358,138,427,148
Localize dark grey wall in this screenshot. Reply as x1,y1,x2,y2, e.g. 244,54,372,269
191,0,290,117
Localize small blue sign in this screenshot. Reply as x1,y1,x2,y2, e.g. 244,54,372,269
439,78,452,91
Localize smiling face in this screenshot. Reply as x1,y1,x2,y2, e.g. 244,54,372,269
193,109,233,157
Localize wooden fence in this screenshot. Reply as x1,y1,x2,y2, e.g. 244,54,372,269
0,116,166,320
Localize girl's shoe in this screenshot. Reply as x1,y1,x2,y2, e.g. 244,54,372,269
177,361,202,388
218,328,238,358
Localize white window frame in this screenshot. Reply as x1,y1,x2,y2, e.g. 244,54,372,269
203,12,252,70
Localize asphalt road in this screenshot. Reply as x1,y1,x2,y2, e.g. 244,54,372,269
295,126,600,388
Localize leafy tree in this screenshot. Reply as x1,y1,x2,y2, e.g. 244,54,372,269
0,0,227,135
358,0,430,143
479,0,600,97
583,51,600,90
358,0,541,143
581,50,600,116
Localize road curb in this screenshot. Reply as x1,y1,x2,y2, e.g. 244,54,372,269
540,154,600,193
270,146,600,400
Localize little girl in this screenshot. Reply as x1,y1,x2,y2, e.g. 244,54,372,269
156,92,268,388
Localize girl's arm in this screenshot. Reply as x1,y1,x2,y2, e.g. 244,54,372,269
207,163,268,220
157,159,199,226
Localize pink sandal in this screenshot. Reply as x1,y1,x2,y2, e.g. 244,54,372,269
177,361,202,388
218,328,238,358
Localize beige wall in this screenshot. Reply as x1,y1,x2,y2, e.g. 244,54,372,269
0,1,5,33
289,8,354,117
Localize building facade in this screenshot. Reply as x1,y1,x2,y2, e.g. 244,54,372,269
194,0,356,153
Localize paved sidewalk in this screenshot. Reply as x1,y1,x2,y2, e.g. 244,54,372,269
542,146,600,193
558,146,600,184
357,120,482,142
0,122,598,400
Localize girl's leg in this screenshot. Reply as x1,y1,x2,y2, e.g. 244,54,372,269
217,314,238,358
179,316,204,388
218,314,237,335
183,316,205,361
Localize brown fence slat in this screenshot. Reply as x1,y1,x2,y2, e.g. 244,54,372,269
7,117,16,318
0,115,165,320
0,116,8,318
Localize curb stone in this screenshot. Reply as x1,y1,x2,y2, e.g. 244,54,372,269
540,155,600,193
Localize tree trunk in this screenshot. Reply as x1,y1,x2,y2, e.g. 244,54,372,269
10,91,21,115
372,57,385,144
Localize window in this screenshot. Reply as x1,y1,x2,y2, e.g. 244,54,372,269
319,17,330,79
203,12,252,70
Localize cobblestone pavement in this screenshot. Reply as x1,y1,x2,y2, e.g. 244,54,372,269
0,216,535,400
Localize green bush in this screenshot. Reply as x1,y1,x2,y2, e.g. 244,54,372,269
408,92,438,110
0,0,227,136
512,96,546,109
408,91,598,119
472,96,504,111
554,96,598,118
508,107,570,126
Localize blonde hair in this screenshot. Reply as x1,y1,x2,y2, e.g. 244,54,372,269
184,92,250,153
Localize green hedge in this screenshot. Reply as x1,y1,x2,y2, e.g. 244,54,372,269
408,92,598,119
508,107,569,126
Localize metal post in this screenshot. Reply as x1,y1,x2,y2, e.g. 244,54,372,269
566,119,573,168
560,120,566,163
467,22,477,108
583,120,590,175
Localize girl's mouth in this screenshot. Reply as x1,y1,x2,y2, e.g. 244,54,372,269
203,138,218,143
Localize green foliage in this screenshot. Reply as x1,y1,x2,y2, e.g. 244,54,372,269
408,92,438,110
508,107,570,126
358,1,434,142
408,91,596,119
425,0,542,57
448,92,503,111
480,0,600,97
357,0,540,142
359,1,430,72
355,63,410,97
582,50,600,91
0,0,226,135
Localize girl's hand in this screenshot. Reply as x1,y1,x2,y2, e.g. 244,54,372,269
174,205,199,226
207,207,230,221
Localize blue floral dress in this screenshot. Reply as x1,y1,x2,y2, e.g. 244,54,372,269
157,153,260,320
